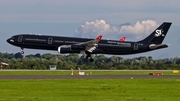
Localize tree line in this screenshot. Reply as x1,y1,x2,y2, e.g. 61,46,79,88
0,52,180,70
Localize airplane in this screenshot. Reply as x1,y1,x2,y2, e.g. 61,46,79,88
7,22,172,62
0,62,9,70
1,62,9,66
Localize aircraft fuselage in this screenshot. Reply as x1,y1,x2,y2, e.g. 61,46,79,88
7,34,167,55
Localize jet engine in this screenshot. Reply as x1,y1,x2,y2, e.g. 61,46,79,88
58,45,85,54
58,45,71,54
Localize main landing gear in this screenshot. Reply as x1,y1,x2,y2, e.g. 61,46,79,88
80,51,94,62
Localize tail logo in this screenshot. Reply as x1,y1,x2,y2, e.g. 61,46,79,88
155,29,164,37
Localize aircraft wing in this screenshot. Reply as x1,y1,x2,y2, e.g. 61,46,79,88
77,35,102,52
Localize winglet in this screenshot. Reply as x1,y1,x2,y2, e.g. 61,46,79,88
120,36,126,42
96,35,102,41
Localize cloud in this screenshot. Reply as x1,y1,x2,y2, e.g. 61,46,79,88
119,20,159,39
74,20,159,39
74,20,113,38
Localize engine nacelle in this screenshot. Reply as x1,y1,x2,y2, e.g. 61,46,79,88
58,45,71,54
149,44,168,49
58,45,85,54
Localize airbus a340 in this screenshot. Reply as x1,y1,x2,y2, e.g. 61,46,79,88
7,22,172,62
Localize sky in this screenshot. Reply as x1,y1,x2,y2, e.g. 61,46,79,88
0,0,180,59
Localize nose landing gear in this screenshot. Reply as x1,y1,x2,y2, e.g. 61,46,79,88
21,47,24,54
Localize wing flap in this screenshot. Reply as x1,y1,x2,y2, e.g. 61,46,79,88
76,35,102,53
85,35,102,52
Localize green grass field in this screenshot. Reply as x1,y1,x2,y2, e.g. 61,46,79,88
0,70,179,75
0,79,180,101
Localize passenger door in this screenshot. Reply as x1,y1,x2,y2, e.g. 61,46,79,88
134,43,138,50
48,37,53,44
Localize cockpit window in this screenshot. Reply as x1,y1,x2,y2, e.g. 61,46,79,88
11,37,15,40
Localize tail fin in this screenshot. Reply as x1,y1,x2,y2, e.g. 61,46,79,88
138,22,172,44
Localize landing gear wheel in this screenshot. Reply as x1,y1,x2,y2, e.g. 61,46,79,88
21,51,24,54
80,52,94,62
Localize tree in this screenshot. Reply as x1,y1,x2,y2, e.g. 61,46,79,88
14,52,23,59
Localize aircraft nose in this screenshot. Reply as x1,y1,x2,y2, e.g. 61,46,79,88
6,38,10,43
6,38,14,44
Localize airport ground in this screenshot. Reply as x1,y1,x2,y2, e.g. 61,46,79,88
0,70,180,75
0,70,180,101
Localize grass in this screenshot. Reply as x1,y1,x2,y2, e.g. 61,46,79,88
0,79,180,101
0,70,179,75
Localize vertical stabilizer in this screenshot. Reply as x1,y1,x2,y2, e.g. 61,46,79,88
138,22,172,44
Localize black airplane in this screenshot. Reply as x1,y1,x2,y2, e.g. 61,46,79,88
7,22,172,62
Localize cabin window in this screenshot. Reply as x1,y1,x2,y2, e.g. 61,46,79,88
25,38,46,42
55,40,64,43
48,37,53,44
18,36,23,42
134,43,138,50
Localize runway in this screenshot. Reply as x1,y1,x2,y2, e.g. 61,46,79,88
0,75,180,79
